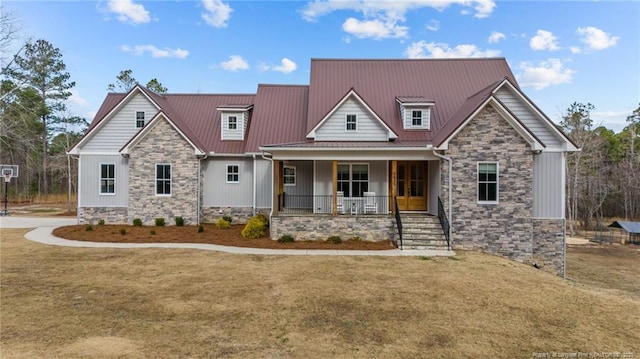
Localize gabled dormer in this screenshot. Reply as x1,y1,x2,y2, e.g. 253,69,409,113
396,97,434,130
306,88,397,141
218,104,253,141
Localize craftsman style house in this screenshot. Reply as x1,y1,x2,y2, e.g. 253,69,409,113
69,58,577,275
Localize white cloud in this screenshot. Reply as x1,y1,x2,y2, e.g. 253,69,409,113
405,41,500,59
530,30,560,51
302,0,496,21
301,0,495,39
220,55,249,71
577,26,619,50
272,58,298,74
570,46,582,54
487,31,505,43
121,45,189,59
342,17,408,39
517,59,575,90
68,90,88,107
426,20,439,32
107,0,151,25
201,0,232,28
259,58,298,74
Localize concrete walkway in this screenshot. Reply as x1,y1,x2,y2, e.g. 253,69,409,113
0,216,455,257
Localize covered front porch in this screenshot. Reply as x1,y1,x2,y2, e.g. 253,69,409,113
271,159,441,216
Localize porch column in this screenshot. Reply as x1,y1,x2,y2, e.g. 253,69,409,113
332,160,338,216
391,160,397,214
273,160,280,215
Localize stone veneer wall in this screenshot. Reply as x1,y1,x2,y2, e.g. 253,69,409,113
128,118,199,225
79,207,128,224
201,207,269,224
444,104,534,264
270,215,398,242
532,219,565,276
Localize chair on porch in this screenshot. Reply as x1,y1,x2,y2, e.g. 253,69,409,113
363,192,377,214
336,191,345,214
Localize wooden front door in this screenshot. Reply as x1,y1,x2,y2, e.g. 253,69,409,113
396,161,428,211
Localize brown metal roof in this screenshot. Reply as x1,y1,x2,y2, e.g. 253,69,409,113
245,85,309,152
79,58,526,156
163,93,256,154
306,58,517,143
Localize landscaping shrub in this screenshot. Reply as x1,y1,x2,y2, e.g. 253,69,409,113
133,218,142,226
85,225,93,231
278,234,295,243
348,236,362,242
241,215,268,239
175,216,184,226
222,215,233,223
155,218,165,227
150,229,156,235
98,219,105,226
216,218,231,229
198,225,204,233
120,228,127,235
254,213,269,227
327,235,342,244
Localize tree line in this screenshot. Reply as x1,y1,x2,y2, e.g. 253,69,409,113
1,9,638,226
1,8,165,205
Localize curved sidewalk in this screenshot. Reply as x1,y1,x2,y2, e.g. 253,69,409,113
1,216,455,257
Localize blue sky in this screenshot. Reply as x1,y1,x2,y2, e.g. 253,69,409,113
4,0,639,132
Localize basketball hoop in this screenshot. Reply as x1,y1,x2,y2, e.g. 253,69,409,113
3,172,11,183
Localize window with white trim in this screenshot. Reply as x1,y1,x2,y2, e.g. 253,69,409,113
156,164,171,195
136,111,145,128
412,110,423,126
478,162,498,203
100,164,115,194
337,163,369,197
283,165,296,186
346,114,357,131
227,164,239,183
228,116,237,130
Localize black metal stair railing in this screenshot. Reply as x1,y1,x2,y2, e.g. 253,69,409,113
438,196,450,249
394,197,403,250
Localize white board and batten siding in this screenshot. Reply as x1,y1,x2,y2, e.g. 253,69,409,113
533,152,564,218
255,159,272,208
203,157,254,206
314,97,388,141
81,94,158,152
494,88,563,149
79,155,129,207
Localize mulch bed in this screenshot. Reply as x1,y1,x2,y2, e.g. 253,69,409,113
53,224,396,250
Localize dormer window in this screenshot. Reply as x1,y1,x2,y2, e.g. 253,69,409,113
346,114,357,131
218,104,254,141
412,110,423,126
136,111,145,128
397,97,433,130
228,116,237,130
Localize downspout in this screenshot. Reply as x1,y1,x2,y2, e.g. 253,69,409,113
197,154,208,225
433,149,452,250
252,154,257,216
261,151,274,223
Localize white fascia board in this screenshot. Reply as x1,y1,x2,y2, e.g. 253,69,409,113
494,80,578,152
267,149,440,161
436,97,544,151
206,152,254,157
70,85,161,153
121,112,205,156
306,90,398,140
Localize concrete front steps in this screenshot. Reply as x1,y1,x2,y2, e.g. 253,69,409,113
399,213,449,250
